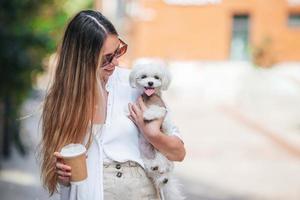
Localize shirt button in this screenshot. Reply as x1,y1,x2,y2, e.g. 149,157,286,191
116,172,122,178
116,164,121,169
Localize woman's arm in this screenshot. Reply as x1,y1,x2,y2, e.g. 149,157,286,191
144,127,186,162
128,97,186,162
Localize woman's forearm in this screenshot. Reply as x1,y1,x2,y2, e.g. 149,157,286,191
144,131,186,162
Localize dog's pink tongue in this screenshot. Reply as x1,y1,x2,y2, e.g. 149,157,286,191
144,88,155,96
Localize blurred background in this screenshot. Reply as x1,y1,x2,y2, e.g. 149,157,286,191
1,0,300,199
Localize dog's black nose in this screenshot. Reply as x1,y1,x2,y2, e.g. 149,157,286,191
148,81,153,86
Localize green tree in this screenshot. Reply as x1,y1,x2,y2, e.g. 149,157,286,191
0,0,53,158
0,0,93,159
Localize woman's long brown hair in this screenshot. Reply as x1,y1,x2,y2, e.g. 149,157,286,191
39,10,118,196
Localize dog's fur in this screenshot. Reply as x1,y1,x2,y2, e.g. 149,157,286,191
129,59,184,200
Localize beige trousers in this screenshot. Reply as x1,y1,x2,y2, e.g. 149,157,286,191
103,161,160,200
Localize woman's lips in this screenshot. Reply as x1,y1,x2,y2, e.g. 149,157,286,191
104,66,115,72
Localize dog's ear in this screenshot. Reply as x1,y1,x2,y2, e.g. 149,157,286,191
161,67,172,90
129,67,137,88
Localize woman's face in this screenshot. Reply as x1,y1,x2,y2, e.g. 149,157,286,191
98,34,120,81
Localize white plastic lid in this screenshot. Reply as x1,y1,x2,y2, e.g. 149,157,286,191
60,143,86,158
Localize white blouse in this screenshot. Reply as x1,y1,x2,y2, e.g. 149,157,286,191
59,67,182,200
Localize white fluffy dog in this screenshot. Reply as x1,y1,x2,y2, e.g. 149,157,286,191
129,59,184,200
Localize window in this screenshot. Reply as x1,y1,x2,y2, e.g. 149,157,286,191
288,14,300,27
230,15,250,61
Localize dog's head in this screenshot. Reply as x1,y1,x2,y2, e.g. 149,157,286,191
129,59,171,96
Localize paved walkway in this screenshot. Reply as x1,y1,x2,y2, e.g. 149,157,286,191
0,93,59,200
166,61,300,200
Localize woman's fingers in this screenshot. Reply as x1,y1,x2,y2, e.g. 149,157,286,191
56,169,72,177
56,162,71,171
137,97,147,112
128,103,137,119
131,103,142,117
53,151,63,159
128,102,145,127
54,151,71,186
128,115,137,126
53,152,62,163
56,162,71,178
54,152,71,171
54,152,71,175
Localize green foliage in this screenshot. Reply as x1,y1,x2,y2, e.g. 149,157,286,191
0,0,93,103
0,0,93,157
0,0,51,103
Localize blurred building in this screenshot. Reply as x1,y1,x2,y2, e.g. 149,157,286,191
95,0,300,64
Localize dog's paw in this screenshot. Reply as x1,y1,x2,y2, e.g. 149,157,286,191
143,105,166,121
162,178,169,184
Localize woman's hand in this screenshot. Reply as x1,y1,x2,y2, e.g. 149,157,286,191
53,152,71,186
128,97,163,139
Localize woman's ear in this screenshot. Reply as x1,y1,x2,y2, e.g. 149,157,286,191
129,68,137,88
161,67,171,90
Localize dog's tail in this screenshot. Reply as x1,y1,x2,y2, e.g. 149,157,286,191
160,177,185,200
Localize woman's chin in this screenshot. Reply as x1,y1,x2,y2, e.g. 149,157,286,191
103,68,115,77
99,67,115,81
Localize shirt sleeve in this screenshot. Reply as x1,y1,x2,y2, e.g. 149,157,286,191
164,106,184,143
169,123,183,143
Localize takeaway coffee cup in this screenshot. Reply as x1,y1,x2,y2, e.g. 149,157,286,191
60,143,87,183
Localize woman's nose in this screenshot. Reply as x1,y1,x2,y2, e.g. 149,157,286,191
111,57,119,66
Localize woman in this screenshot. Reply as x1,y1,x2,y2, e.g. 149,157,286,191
40,10,185,200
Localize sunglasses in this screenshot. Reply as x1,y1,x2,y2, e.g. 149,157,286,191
101,38,128,67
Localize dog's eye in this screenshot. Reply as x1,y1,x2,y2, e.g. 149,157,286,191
141,75,147,79
154,75,160,80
